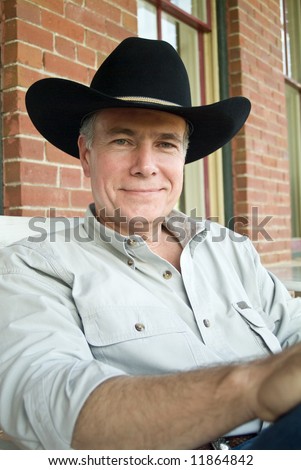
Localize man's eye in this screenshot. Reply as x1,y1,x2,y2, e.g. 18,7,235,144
114,139,128,145
159,142,175,149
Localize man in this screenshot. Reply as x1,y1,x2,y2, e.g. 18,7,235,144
1,37,301,450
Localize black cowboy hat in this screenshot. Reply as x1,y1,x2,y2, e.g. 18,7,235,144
25,37,251,164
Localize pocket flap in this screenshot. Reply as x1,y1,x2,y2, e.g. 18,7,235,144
233,301,281,353
233,302,268,327
80,306,187,346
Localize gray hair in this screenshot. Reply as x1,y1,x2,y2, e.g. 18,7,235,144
79,112,100,150
79,110,190,154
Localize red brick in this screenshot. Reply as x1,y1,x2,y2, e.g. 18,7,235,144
70,189,93,208
4,207,48,217
122,11,137,33
105,21,132,42
3,63,46,89
3,89,26,114
107,0,137,15
65,2,106,33
45,142,79,166
85,0,121,23
4,41,43,69
20,185,70,207
5,161,58,185
17,20,54,50
43,52,90,82
2,18,18,42
60,167,83,189
4,185,22,208
3,41,18,63
55,36,76,60
86,30,118,56
30,0,64,15
41,10,84,43
3,137,45,161
2,0,17,19
77,45,96,67
16,0,41,25
50,208,86,218
2,113,21,138
3,161,20,184
5,113,42,139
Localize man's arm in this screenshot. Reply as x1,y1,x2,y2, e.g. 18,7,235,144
72,344,301,449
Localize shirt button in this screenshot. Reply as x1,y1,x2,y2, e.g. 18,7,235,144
127,259,134,266
163,270,172,280
127,238,137,247
237,301,249,309
135,323,145,332
203,319,211,328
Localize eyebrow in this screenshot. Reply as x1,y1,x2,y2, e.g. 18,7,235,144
158,132,183,143
107,127,135,136
107,128,183,143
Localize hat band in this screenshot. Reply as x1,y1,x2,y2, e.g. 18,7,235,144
115,96,181,107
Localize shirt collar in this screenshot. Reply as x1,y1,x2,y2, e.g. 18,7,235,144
84,203,207,257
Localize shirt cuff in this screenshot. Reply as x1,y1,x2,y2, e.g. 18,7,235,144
23,360,127,449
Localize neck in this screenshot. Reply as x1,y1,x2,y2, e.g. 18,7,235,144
95,208,183,271
144,225,183,272
96,207,167,243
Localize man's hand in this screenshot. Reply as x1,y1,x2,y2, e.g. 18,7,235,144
254,343,301,422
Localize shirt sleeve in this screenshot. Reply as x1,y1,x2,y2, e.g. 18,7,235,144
0,242,127,449
243,237,301,348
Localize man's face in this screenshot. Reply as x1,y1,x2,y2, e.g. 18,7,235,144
78,108,186,234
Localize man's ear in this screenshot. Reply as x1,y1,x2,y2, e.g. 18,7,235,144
78,135,91,178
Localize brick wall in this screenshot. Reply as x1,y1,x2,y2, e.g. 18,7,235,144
227,0,292,264
1,0,137,217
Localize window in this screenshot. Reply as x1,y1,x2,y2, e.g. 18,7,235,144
281,0,301,240
137,0,225,222
170,0,208,20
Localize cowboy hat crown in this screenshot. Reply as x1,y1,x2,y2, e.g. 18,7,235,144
25,36,251,163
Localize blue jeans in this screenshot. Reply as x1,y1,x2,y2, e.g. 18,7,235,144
235,404,301,450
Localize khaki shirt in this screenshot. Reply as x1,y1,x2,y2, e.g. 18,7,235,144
0,205,300,449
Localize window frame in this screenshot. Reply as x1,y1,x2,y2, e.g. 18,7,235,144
146,0,212,33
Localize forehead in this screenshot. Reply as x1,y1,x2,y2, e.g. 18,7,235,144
94,108,186,134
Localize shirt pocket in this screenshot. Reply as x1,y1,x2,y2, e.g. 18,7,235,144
233,301,282,354
80,306,198,374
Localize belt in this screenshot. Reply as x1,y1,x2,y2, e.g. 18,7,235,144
198,433,257,450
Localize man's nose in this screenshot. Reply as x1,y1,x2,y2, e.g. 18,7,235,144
129,144,158,177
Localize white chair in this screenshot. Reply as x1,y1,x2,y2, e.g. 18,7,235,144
0,216,36,247
0,215,84,248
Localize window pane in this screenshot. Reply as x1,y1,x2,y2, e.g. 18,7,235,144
284,0,301,81
280,0,287,74
161,12,201,105
170,0,207,22
137,0,158,39
162,13,178,50
286,84,301,237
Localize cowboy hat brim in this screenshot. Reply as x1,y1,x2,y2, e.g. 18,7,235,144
26,77,250,164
